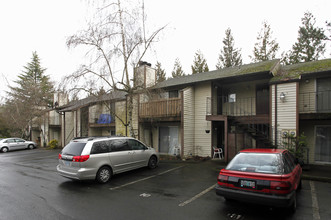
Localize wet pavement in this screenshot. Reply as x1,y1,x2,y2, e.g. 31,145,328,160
0,149,330,220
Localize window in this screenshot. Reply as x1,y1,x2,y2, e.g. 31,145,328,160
228,93,236,103
15,139,25,143
169,90,179,98
111,139,131,152
128,139,146,150
226,153,281,174
283,153,295,174
91,141,110,154
5,139,15,143
61,142,86,156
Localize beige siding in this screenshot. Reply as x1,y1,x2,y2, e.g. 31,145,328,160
271,83,298,147
115,100,127,136
183,87,195,156
277,83,297,131
64,112,74,145
299,79,316,113
132,95,139,137
194,82,212,157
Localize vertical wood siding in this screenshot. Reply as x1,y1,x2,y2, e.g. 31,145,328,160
194,82,212,157
183,87,195,156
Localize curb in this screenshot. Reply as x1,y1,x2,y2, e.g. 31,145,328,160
302,175,331,183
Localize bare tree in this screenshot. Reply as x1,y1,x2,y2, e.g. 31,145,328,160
63,0,166,137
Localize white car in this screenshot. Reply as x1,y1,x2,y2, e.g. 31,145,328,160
0,138,37,153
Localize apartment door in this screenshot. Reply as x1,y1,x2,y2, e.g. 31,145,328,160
256,85,269,115
315,126,331,163
159,126,179,154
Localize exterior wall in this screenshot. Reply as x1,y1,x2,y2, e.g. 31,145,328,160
135,65,156,89
183,87,195,156
193,82,212,157
271,82,298,147
115,100,127,136
132,95,139,137
64,112,74,146
299,78,316,113
145,66,156,88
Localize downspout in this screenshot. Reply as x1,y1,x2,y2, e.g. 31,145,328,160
274,84,278,148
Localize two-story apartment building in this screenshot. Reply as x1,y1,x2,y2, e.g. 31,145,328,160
59,91,126,146
134,59,331,164
41,59,331,165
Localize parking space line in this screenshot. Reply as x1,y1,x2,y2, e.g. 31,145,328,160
310,181,320,220
178,184,217,207
109,165,186,190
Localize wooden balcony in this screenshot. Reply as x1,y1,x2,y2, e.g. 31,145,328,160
139,98,182,120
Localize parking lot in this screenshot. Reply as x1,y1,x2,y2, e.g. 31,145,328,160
0,149,330,220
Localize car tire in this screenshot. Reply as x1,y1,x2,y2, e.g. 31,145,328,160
96,166,112,184
1,147,9,153
298,179,302,190
148,156,157,169
28,144,34,150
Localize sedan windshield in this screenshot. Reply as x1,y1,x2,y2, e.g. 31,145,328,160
226,153,281,174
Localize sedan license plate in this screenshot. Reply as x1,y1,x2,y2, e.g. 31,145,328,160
240,180,256,189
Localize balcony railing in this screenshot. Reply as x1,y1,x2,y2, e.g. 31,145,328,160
299,90,331,113
139,98,181,118
206,96,256,116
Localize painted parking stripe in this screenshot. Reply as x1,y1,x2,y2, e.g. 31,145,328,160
310,181,320,220
109,165,186,190
178,184,217,207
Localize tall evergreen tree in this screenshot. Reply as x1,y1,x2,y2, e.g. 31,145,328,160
216,28,242,69
282,12,327,65
191,50,209,74
155,61,166,82
250,21,279,62
171,58,185,78
5,52,54,137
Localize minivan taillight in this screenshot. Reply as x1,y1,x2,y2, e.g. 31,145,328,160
58,154,62,159
270,181,292,194
72,155,90,162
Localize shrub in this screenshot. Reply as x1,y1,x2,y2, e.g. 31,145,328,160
48,139,59,149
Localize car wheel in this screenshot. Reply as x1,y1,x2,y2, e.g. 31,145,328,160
1,147,9,153
28,144,34,150
96,166,112,184
298,179,302,190
148,156,157,169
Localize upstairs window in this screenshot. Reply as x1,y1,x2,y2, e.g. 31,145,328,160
228,93,236,103
169,90,179,98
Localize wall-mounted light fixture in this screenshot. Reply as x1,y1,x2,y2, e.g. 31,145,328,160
280,92,286,102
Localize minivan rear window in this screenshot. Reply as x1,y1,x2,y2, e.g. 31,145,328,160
62,142,86,156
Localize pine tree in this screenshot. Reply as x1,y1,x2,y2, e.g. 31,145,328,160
155,61,166,82
282,12,327,65
8,51,54,107
216,28,242,69
250,21,279,62
191,50,209,74
171,58,185,78
5,52,54,137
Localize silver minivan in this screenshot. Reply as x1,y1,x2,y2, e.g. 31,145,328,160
57,136,159,183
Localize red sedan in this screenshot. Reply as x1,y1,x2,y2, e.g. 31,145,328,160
215,149,302,211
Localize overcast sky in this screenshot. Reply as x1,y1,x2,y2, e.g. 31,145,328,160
0,0,330,100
